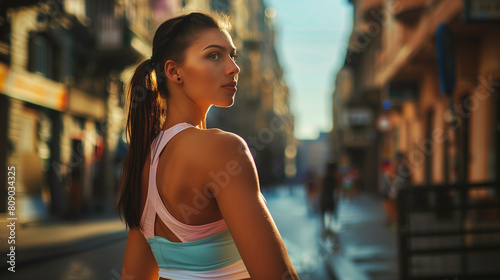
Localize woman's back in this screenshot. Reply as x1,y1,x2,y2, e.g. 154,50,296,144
140,125,225,238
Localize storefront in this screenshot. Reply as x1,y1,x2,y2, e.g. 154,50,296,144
1,66,67,222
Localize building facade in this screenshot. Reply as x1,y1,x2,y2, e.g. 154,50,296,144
333,0,500,193
0,0,174,222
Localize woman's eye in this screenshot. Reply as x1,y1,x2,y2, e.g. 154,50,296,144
209,53,219,60
231,54,238,61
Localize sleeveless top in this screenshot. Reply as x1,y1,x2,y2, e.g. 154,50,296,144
140,122,250,280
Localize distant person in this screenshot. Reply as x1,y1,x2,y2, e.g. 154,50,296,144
382,152,412,229
304,168,320,214
319,162,340,236
114,12,298,280
341,166,359,200
393,152,412,191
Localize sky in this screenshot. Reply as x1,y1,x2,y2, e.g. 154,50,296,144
262,0,353,140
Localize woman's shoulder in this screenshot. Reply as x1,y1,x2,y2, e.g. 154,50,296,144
188,127,247,149
179,127,249,161
181,127,250,178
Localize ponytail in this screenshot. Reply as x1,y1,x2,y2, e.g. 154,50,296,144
115,60,165,230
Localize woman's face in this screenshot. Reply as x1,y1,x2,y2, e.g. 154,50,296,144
179,28,240,108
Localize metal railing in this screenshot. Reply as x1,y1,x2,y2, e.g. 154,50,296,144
397,181,500,280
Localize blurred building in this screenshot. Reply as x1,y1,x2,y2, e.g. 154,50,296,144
0,0,180,222
331,65,377,191
333,0,500,193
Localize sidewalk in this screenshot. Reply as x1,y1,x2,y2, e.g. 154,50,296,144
0,214,127,268
324,192,399,280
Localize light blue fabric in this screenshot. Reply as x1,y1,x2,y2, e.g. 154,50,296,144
147,229,242,271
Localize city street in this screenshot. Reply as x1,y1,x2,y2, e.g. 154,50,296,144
0,185,333,280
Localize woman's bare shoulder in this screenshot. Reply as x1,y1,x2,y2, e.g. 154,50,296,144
190,127,246,148
184,127,249,163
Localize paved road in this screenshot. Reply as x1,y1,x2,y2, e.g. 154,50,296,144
0,184,332,280
326,193,398,280
262,185,334,280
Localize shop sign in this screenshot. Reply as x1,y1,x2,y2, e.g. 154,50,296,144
1,69,67,111
0,63,7,90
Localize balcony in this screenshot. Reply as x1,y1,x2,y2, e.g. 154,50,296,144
391,0,428,26
340,107,374,128
83,0,150,73
92,16,146,73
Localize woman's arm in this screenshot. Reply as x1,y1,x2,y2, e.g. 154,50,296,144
121,228,159,280
205,132,299,280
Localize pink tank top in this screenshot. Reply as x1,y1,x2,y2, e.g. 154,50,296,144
140,122,228,241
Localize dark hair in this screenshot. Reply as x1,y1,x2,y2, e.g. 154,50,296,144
114,12,230,230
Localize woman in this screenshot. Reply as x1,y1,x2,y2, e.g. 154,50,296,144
115,12,299,280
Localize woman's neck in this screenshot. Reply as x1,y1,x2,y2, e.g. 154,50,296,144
163,102,209,130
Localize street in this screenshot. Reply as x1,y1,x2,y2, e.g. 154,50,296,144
0,185,333,280
262,185,334,280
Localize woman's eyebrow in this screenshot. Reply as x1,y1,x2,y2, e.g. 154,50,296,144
202,44,237,52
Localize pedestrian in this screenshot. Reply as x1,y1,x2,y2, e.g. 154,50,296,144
304,168,320,214
114,12,298,280
393,152,412,192
342,166,359,200
319,162,340,237
382,152,411,230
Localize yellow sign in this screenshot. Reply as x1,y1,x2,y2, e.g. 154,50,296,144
1,68,67,111
0,63,7,90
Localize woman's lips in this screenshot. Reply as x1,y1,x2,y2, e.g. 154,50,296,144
222,85,237,92
221,82,237,92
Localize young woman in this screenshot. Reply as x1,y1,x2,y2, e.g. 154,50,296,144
115,12,299,280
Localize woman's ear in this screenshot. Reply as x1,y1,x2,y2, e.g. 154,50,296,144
164,60,182,83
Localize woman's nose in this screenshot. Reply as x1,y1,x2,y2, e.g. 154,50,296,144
227,58,240,76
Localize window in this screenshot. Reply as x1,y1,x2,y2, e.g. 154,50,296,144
28,33,60,81
34,36,49,74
